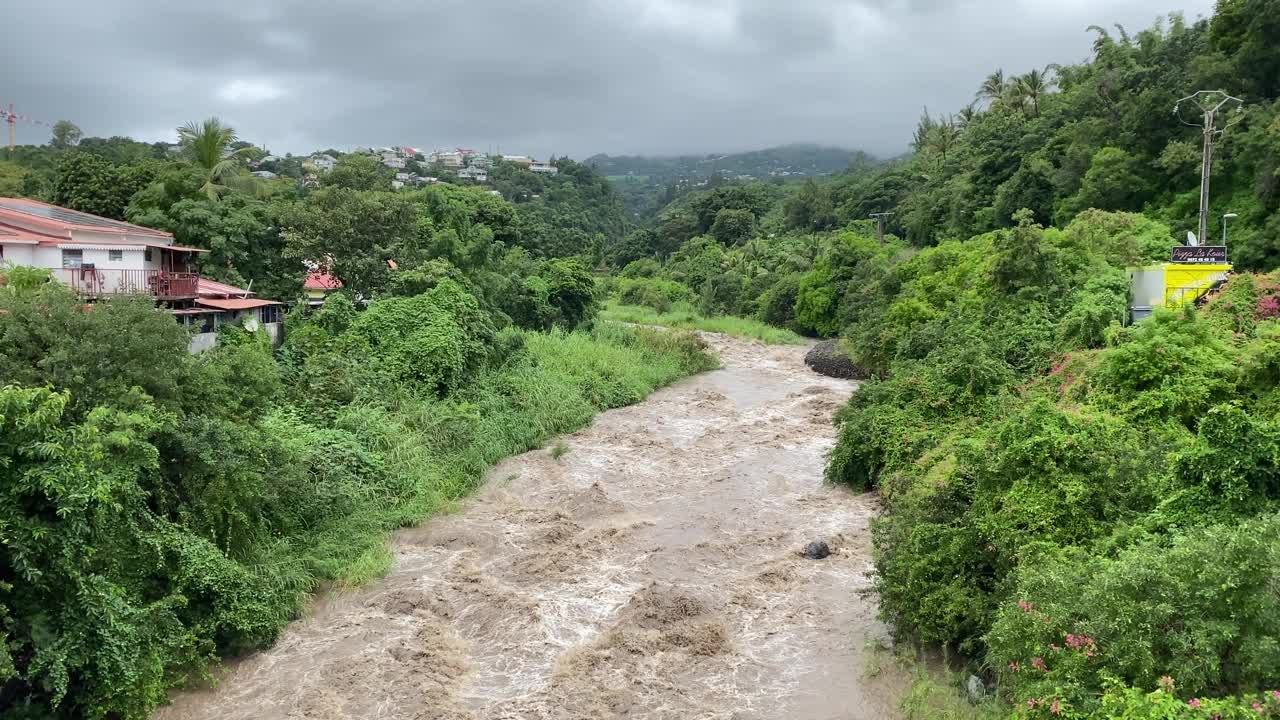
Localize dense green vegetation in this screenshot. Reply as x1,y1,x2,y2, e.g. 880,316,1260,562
1,128,627,301
4,1,1280,717
0,118,717,718
0,275,713,719
594,3,1280,717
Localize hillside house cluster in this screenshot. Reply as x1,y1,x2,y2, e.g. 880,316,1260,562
295,145,556,193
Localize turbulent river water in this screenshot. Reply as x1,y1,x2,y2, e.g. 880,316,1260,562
156,333,909,720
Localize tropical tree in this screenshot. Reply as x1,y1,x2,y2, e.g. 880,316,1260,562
976,69,1008,106
1011,67,1057,117
912,107,938,152
49,120,82,149
928,116,963,162
176,117,253,200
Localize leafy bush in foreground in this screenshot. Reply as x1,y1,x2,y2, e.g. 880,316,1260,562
0,274,713,719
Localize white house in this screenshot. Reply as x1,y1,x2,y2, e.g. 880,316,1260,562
457,166,488,182
310,154,337,172
431,150,465,168
502,154,534,167
382,153,407,169
0,198,287,353
529,161,559,174
0,197,205,300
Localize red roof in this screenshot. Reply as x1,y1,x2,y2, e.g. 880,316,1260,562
304,271,342,290
0,198,172,238
195,298,281,311
197,278,256,298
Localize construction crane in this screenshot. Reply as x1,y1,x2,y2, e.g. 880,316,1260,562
1,102,56,151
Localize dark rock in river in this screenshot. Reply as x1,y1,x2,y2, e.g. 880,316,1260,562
804,340,867,380
802,540,831,560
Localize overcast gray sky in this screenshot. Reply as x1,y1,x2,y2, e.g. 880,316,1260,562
4,0,1215,159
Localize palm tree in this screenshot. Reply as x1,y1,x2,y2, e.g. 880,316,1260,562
1012,67,1057,117
976,70,1007,106
956,103,978,128
177,117,252,199
928,116,962,162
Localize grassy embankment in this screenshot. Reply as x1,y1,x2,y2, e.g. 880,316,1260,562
601,301,806,345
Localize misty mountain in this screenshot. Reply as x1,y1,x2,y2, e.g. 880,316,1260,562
585,144,877,183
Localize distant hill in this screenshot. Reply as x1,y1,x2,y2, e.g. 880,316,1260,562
585,144,876,183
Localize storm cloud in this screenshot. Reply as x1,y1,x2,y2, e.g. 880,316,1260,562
3,0,1215,158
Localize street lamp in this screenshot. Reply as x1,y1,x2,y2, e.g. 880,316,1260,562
1222,212,1238,244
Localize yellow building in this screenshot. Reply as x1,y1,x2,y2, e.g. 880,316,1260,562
1128,263,1232,321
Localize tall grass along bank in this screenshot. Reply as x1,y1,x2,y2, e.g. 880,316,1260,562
601,301,805,345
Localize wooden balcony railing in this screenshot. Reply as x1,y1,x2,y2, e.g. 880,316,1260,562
53,268,200,299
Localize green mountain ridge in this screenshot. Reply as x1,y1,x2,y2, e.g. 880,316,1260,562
585,143,878,182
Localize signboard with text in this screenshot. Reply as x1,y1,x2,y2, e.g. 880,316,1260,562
1172,245,1228,264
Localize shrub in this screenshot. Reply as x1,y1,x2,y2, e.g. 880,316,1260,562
795,264,840,336
617,277,691,313
987,517,1280,711
508,259,599,331
1088,308,1239,428
338,279,496,395
755,272,802,330
620,258,661,279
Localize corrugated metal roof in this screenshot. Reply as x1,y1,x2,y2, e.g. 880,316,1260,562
197,278,256,297
0,198,172,238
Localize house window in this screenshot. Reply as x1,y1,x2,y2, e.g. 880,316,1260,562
144,249,153,262
108,249,123,261
61,249,83,268
260,305,283,324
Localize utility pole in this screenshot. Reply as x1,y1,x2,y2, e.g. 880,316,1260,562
4,104,14,152
869,212,894,245
1174,91,1244,246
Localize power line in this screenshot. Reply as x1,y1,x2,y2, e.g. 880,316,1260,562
1173,90,1244,247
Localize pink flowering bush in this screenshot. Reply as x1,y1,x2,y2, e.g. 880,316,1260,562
987,517,1280,713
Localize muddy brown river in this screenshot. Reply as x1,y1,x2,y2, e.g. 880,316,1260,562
156,333,908,720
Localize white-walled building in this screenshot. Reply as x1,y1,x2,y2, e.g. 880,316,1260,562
0,198,286,353
0,197,204,300
431,150,465,168
457,166,488,182
310,154,337,172
529,161,559,174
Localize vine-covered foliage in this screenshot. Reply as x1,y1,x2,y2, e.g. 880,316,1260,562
0,266,713,718
824,255,1280,718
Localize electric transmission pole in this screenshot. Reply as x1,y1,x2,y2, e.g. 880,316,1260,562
870,212,894,246
1174,91,1243,246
